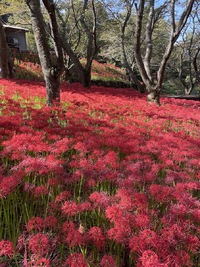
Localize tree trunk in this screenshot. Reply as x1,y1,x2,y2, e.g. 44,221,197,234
147,88,161,106
121,2,145,93
82,68,92,87
61,39,93,88
0,19,9,78
26,0,64,106
193,48,200,91
134,0,154,94
45,70,61,105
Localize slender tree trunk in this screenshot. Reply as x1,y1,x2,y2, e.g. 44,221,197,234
121,1,145,93
193,48,200,91
0,19,9,78
185,86,194,95
144,0,154,80
134,0,153,93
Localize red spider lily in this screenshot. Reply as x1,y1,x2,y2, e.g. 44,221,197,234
105,206,124,223
89,191,111,209
0,175,22,198
34,186,49,198
55,190,71,203
79,201,92,212
43,216,58,230
0,240,14,257
65,253,87,267
61,220,75,234
28,233,50,256
100,255,117,267
88,226,106,249
139,229,158,247
27,217,44,232
107,216,134,245
47,178,60,187
65,229,85,247
135,213,150,228
50,138,71,155
166,250,191,267
61,201,80,217
24,182,36,194
140,250,161,267
23,254,51,267
33,257,51,267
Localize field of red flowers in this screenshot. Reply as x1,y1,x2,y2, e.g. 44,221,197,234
13,51,127,83
0,78,200,267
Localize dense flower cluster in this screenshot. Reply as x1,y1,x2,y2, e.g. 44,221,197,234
0,78,199,266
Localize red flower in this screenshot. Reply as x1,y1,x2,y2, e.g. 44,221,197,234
65,252,87,267
104,151,119,169
0,240,14,257
129,236,146,253
27,217,44,232
43,216,58,229
171,250,191,267
105,206,123,222
79,201,92,212
88,226,106,249
135,213,149,228
140,250,159,267
65,229,85,247
62,220,75,234
34,257,51,267
89,191,110,209
28,233,49,256
185,234,199,253
0,175,21,198
149,184,173,203
61,201,80,216
139,229,157,247
116,189,135,211
34,185,48,197
24,182,36,193
55,190,71,203
100,255,117,267
107,222,132,245
47,178,59,187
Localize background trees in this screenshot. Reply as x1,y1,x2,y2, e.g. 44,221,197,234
119,0,195,105
56,0,108,87
1,0,199,105
169,1,200,95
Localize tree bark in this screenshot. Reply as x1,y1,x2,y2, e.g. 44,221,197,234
193,48,200,91
25,0,64,106
121,1,145,93
134,0,153,93
0,18,9,78
144,0,155,80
